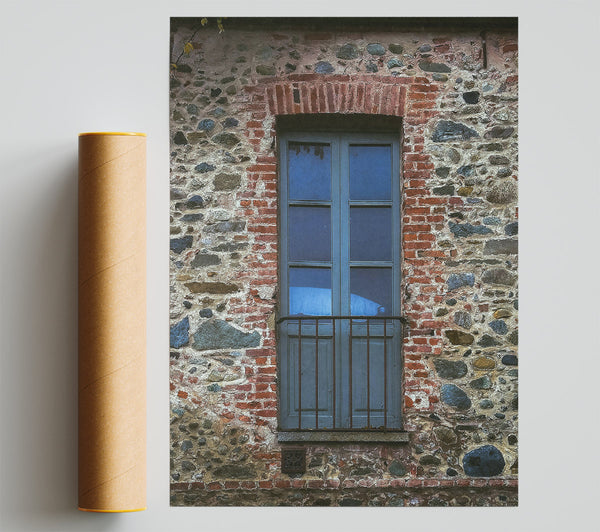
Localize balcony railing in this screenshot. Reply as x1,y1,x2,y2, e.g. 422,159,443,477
277,315,407,432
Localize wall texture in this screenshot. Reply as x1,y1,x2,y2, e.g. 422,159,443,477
169,18,518,507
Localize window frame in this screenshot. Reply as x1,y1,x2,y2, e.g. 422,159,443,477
277,129,406,440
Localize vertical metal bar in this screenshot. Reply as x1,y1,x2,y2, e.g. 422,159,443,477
383,318,388,430
366,318,370,429
315,318,319,430
349,317,353,429
298,319,302,430
332,318,336,429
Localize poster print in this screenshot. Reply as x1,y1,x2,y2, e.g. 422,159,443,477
169,17,518,507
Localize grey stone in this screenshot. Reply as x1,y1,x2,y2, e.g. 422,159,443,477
210,88,222,97
419,60,451,73
388,460,407,476
463,445,505,476
256,64,275,76
505,222,518,236
489,155,510,165
199,308,213,318
314,61,334,74
214,173,241,190
432,120,479,142
457,165,473,177
484,239,518,255
482,268,516,286
489,320,508,335
187,104,199,115
447,468,458,476
484,126,515,139
212,464,255,479
186,195,204,209
441,384,472,410
207,383,221,392
478,334,500,347
435,167,450,178
447,148,461,163
206,221,246,233
435,308,449,317
197,119,215,131
212,132,240,148
432,73,448,81
367,43,386,55
181,460,196,471
388,43,404,54
479,142,503,152
180,213,203,222
447,273,475,291
173,131,188,145
192,320,261,350
497,167,512,178
418,44,432,53
463,91,480,104
170,317,189,348
365,61,378,73
170,236,193,254
433,184,455,195
337,43,359,60
191,253,221,268
508,434,517,445
502,354,518,366
195,162,216,173
181,440,193,451
223,118,239,128
479,399,494,409
482,216,502,225
387,58,404,68
434,359,468,379
508,330,518,345
170,188,186,200
454,311,472,329
449,222,492,237
470,375,492,389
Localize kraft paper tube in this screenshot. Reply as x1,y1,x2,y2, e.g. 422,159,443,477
78,132,146,512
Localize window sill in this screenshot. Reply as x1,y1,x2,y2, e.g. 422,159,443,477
277,430,409,444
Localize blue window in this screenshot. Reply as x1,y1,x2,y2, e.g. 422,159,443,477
278,132,403,432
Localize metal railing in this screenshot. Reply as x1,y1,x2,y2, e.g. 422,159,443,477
277,315,406,431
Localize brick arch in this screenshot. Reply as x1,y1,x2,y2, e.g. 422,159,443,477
238,73,453,416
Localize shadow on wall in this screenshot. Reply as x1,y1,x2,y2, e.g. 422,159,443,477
0,145,119,530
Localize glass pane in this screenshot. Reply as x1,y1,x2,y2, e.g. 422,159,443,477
289,206,331,261
350,268,392,316
289,268,332,316
289,142,331,201
349,145,392,200
350,207,392,261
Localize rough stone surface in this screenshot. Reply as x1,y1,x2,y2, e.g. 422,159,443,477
482,268,516,286
484,239,518,255
192,320,261,350
432,120,479,142
441,384,472,410
434,359,468,379
453,311,472,329
170,317,190,348
314,61,334,74
463,446,505,477
445,330,474,345
447,273,475,291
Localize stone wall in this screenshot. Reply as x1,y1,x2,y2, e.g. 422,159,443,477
169,18,518,506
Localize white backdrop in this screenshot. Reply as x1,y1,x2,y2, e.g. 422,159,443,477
1,1,598,531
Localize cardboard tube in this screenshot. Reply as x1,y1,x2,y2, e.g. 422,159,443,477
78,132,146,512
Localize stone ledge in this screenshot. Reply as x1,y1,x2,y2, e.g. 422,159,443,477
277,430,410,444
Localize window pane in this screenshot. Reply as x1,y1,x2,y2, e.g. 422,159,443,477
349,145,392,200
350,207,392,261
289,268,332,316
289,206,331,261
289,142,331,201
350,268,392,316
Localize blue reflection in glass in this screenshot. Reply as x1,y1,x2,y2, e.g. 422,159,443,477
289,206,331,261
289,268,332,316
349,145,392,200
289,143,331,201
350,207,392,261
350,268,392,316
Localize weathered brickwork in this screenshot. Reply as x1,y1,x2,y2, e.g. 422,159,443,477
169,18,518,506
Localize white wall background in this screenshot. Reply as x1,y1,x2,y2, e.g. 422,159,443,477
1,1,598,531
